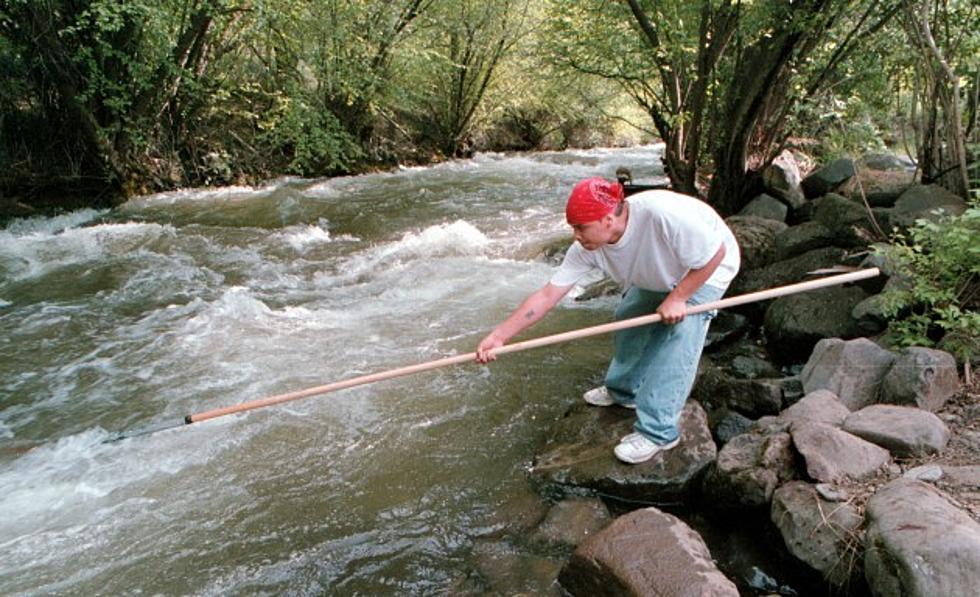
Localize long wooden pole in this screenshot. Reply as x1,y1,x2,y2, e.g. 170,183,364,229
106,268,878,442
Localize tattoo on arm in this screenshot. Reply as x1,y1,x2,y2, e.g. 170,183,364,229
523,309,536,320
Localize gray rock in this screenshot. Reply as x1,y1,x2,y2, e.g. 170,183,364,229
851,293,889,335
558,507,738,596
864,478,980,597
763,285,869,364
865,189,906,208
812,193,876,247
532,498,611,548
802,158,856,199
710,408,755,444
891,184,968,229
704,310,750,350
781,376,805,405
903,464,944,482
530,402,716,504
729,247,849,307
730,355,782,380
702,431,796,508
880,347,960,412
725,215,788,271
763,150,807,210
691,362,785,417
861,153,916,172
779,389,851,427
843,404,950,457
774,221,837,260
791,422,892,482
738,193,789,222
771,481,864,587
801,338,898,410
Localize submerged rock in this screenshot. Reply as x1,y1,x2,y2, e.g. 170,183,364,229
558,507,738,596
864,478,980,597
469,539,564,595
531,497,611,549
530,402,715,504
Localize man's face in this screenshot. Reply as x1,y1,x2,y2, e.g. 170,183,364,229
571,216,613,250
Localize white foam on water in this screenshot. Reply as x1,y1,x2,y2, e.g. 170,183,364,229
275,220,360,252
0,221,176,281
1,208,107,235
122,181,286,208
338,220,489,281
0,427,207,527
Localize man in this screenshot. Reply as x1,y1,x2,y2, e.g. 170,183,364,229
476,177,740,464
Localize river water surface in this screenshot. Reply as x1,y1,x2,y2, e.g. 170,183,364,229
0,147,676,594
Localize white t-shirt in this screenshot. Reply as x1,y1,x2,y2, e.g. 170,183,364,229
550,190,740,292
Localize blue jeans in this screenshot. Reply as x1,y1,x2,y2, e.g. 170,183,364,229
604,284,725,444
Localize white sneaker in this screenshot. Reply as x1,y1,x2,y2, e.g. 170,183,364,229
582,387,636,409
614,434,680,464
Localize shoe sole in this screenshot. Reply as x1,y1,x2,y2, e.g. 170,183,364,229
584,398,636,409
614,438,680,464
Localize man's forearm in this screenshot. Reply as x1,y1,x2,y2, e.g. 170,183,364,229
488,283,569,344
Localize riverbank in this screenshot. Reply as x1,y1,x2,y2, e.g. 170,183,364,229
458,150,978,595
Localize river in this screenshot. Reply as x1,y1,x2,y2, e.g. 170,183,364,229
1,147,684,594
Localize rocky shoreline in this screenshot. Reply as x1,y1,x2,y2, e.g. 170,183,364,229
451,153,978,595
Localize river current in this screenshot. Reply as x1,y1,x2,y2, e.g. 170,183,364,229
1,146,672,594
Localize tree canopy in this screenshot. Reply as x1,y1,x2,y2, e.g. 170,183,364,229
0,0,976,213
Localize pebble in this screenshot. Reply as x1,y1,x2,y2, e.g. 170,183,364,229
815,483,850,502
903,464,944,482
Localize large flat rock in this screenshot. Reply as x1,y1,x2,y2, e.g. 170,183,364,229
530,402,716,504
864,478,980,597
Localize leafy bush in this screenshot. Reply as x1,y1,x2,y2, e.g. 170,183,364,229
258,95,363,177
878,205,980,363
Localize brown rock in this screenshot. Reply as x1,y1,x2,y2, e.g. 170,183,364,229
558,507,738,596
791,422,891,482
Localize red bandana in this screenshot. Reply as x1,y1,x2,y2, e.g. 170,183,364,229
565,177,625,225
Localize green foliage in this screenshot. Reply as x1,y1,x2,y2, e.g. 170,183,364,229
878,206,980,362
258,93,363,176
4,0,971,210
